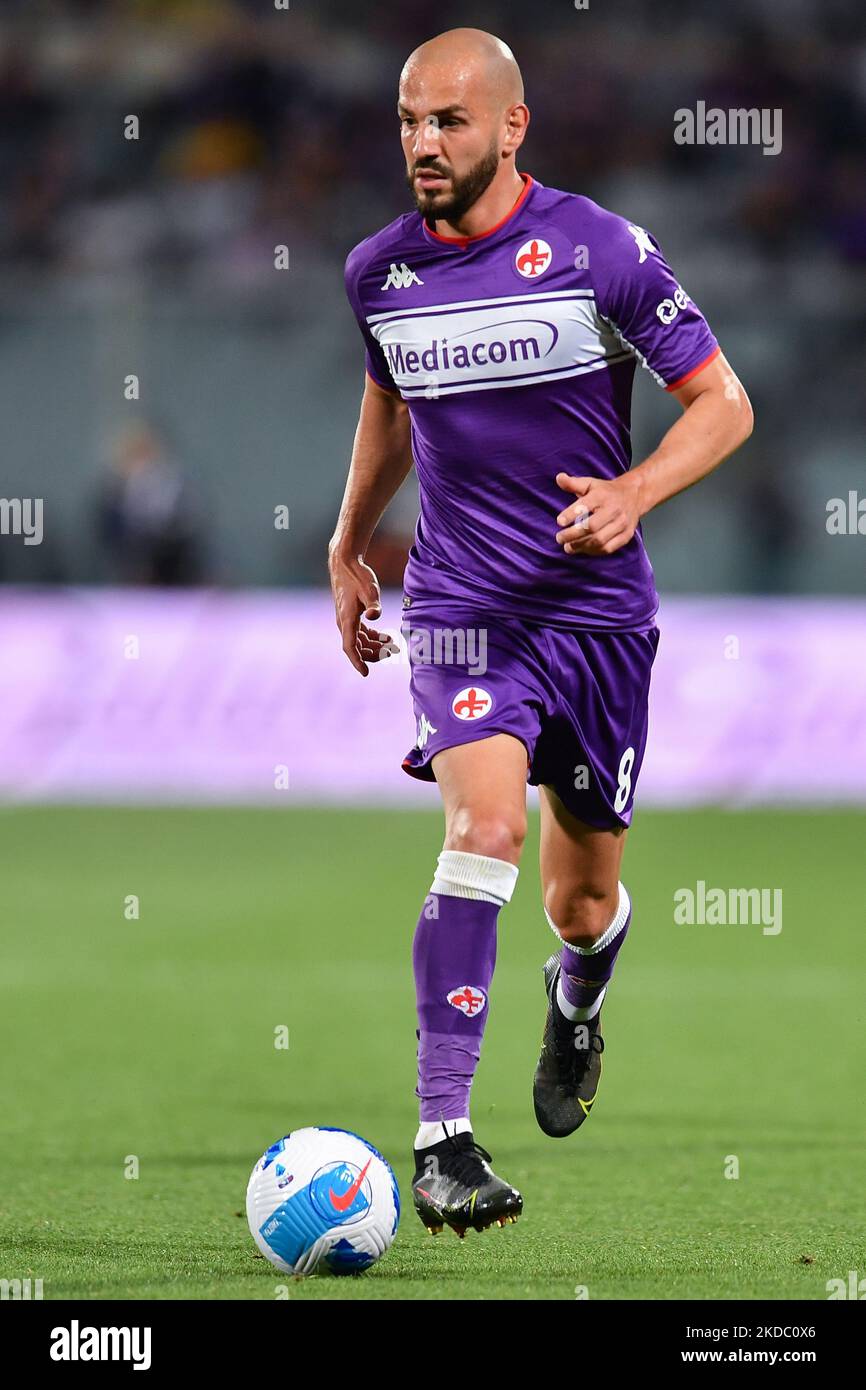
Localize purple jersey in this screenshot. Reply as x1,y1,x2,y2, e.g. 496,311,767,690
344,173,719,631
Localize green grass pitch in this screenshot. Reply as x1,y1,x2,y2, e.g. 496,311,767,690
1,805,864,1300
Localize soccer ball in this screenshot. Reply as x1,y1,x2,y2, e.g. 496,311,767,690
246,1126,400,1276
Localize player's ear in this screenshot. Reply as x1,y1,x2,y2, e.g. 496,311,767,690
504,102,529,152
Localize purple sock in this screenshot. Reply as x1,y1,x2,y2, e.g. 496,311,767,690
413,850,519,1124
551,883,632,1012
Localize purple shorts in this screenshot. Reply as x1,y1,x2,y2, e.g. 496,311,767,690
401,611,660,830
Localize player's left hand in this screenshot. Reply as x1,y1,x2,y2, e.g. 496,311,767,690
554,472,642,556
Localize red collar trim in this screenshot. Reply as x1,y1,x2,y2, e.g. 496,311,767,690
422,173,534,248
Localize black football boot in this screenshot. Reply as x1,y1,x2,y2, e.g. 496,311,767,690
412,1125,523,1237
533,951,605,1138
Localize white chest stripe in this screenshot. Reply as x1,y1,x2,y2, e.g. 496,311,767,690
367,290,631,397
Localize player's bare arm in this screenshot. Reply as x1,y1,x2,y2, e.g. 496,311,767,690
328,373,413,675
555,351,754,556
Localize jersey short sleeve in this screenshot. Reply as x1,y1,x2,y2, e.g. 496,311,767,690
591,212,720,391
344,244,398,393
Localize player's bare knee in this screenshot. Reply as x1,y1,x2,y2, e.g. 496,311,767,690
545,883,617,946
445,809,526,864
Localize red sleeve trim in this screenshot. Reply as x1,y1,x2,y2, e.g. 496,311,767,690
665,345,721,392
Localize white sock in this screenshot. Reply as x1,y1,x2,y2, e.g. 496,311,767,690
556,979,606,1022
546,882,629,1021
415,1116,472,1149
544,882,631,956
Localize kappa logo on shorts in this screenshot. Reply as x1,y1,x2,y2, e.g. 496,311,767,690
450,686,493,721
447,985,487,1017
416,712,437,749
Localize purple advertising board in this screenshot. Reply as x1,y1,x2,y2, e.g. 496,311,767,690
0,589,863,805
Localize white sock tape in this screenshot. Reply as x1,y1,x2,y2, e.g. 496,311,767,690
431,850,519,905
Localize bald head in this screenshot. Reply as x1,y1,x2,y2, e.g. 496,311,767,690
398,29,529,225
401,28,524,112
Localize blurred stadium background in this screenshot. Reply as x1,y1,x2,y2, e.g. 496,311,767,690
1,0,865,1302
0,0,864,805
0,0,864,593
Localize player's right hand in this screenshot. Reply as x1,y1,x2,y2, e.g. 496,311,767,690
328,552,396,677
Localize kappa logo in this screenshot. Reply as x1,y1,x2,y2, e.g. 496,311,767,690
627,224,658,265
447,985,487,1017
450,686,493,721
515,238,552,278
417,712,438,749
381,262,424,290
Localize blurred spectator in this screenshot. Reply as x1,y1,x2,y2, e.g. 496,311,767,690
737,453,802,593
94,421,205,585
